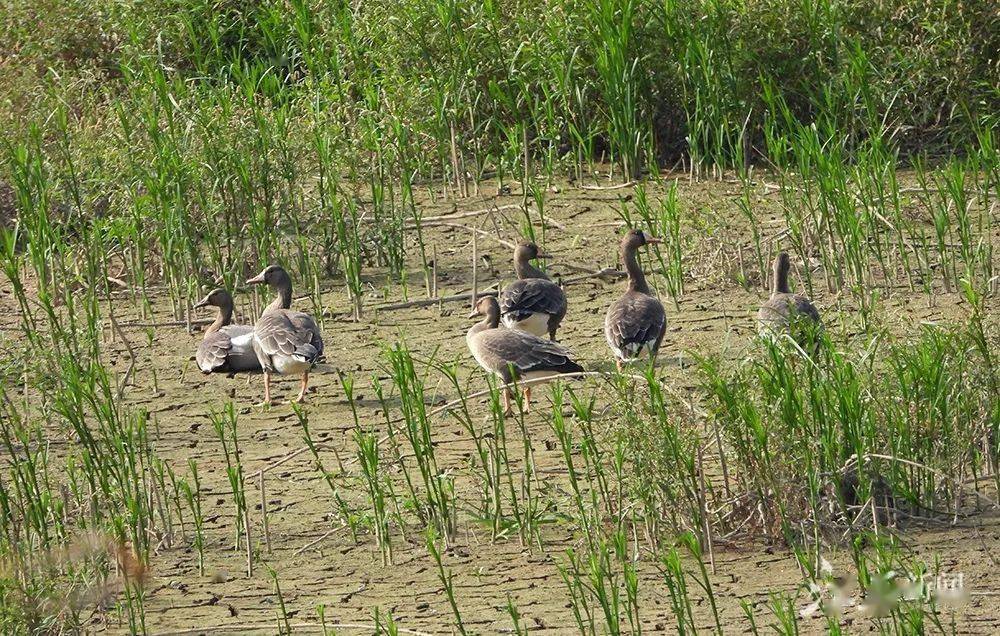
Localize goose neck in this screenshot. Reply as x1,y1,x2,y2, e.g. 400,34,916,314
623,244,650,295
205,302,233,336
514,252,548,280
467,306,500,339
773,259,791,294
268,275,293,311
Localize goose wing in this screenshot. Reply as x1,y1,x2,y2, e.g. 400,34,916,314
605,293,666,357
477,329,582,379
499,279,567,320
197,331,233,373
758,294,823,356
254,310,324,366
758,293,821,327
287,311,325,358
790,294,821,323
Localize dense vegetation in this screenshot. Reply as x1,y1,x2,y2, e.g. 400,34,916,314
2,0,997,304
4,0,998,177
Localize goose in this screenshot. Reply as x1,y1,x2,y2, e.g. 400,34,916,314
245,265,324,404
499,240,567,340
193,288,261,374
467,296,583,414
605,229,667,371
757,252,822,352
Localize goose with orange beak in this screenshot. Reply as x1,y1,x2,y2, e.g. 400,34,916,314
604,229,667,371
193,288,260,374
467,295,582,414
498,240,567,341
245,265,324,404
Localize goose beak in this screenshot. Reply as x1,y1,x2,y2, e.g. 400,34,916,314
536,252,553,259
467,308,479,319
193,298,210,309
644,237,662,245
245,273,266,285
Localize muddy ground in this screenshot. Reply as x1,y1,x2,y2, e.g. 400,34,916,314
8,173,997,634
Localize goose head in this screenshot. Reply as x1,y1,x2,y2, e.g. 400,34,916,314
514,240,551,262
621,228,661,251
513,240,552,279
468,296,501,325
194,288,233,309
246,264,291,289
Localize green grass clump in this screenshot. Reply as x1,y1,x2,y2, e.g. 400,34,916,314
700,323,997,543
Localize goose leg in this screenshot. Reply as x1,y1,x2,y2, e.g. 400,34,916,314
616,359,623,373
502,388,512,416
523,386,532,412
262,371,272,406
295,372,309,402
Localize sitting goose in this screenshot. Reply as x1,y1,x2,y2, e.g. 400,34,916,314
605,229,667,371
757,252,822,353
193,288,261,374
499,240,567,340
468,296,583,414
245,265,324,404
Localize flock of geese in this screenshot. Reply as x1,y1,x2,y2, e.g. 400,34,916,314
194,230,821,411
195,265,324,405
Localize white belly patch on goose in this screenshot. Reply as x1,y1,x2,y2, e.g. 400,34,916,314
273,355,312,375
230,332,253,347
502,312,550,337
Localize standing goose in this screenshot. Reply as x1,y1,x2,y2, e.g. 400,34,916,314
246,265,324,404
499,240,567,340
605,229,667,371
468,296,583,414
193,288,261,374
757,252,822,352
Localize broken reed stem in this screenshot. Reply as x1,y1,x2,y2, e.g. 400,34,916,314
421,222,516,249
697,443,716,575
521,126,530,211
121,318,215,329
580,180,637,190
260,471,271,554
713,417,732,500
432,244,438,299
471,232,478,311
158,622,434,636
293,525,349,557
244,496,253,577
450,121,461,196
375,286,499,312
403,204,520,226
108,310,138,401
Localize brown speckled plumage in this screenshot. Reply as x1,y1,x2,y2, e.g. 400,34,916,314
468,296,582,413
757,252,822,352
499,241,567,340
194,288,260,374
246,265,324,403
604,230,666,367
